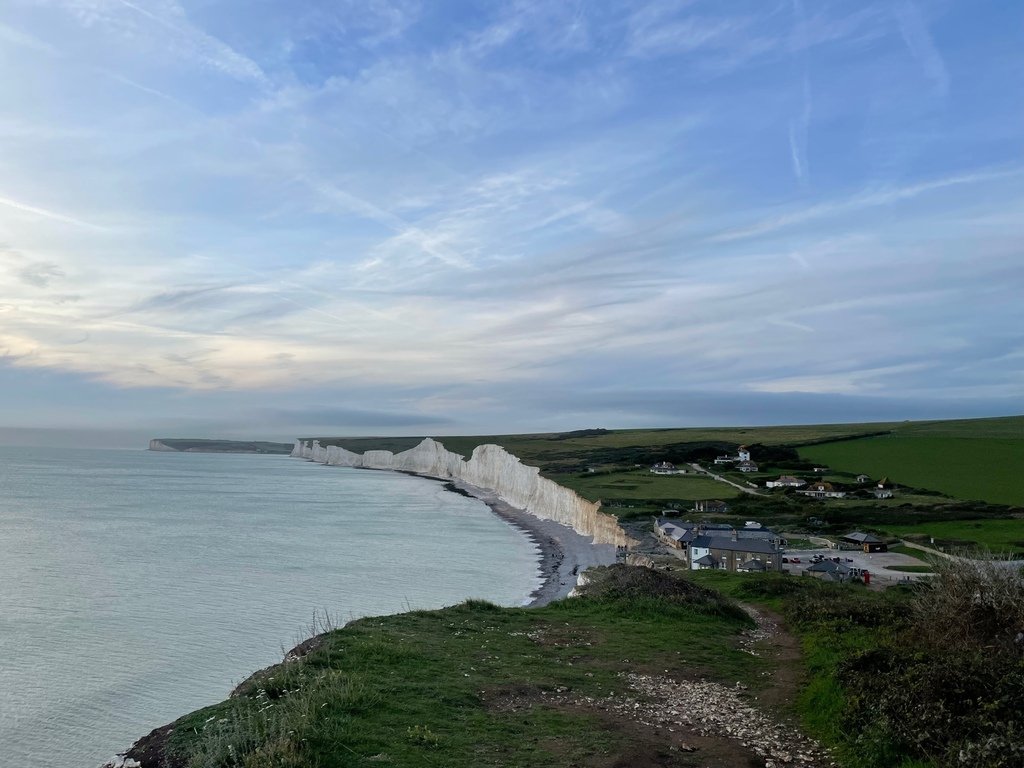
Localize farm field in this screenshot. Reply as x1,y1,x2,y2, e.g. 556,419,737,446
880,519,1024,554
551,470,740,503
799,435,1024,506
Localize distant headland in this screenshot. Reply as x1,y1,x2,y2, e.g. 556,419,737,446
147,438,293,454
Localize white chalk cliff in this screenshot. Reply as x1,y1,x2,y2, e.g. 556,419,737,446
291,438,636,548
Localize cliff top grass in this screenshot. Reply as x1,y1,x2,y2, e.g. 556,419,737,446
142,567,761,768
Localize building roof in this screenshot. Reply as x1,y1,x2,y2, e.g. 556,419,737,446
692,535,779,554
736,529,779,541
737,559,767,572
693,554,718,567
842,531,882,544
700,522,734,531
806,561,851,575
807,481,835,492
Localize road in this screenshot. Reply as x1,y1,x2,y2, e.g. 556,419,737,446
689,463,764,495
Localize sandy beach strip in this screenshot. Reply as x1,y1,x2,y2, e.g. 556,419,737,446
439,478,618,607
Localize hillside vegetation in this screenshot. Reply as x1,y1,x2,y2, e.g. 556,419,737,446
125,563,1024,768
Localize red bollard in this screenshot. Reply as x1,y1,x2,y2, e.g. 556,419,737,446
863,570,871,585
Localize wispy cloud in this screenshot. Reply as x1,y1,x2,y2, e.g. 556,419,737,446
710,168,1024,243
0,0,1021,429
895,0,949,98
0,194,108,231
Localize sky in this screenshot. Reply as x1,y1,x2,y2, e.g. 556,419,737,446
0,0,1022,446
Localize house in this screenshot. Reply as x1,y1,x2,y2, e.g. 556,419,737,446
689,533,782,572
693,499,730,514
714,455,736,465
840,531,887,553
736,528,786,547
856,474,871,484
655,518,698,549
812,467,829,473
737,460,759,473
873,477,894,499
804,560,852,582
737,445,751,462
766,475,806,489
800,481,847,499
736,559,767,573
650,461,684,475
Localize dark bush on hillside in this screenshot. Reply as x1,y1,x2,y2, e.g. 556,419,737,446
911,556,1024,652
575,565,749,621
839,649,1024,768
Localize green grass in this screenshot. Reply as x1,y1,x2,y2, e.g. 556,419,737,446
550,469,740,503
879,518,1024,554
886,565,935,573
799,434,1024,506
156,574,760,768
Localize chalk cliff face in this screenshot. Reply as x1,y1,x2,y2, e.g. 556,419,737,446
291,438,636,548
148,439,178,452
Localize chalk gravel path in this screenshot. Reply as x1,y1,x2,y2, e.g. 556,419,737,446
558,605,835,768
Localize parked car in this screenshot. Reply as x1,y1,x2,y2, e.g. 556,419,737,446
790,557,801,564
782,557,789,563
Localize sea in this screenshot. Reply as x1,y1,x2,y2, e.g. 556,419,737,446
0,446,541,767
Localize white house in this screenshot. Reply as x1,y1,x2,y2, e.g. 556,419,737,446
800,481,847,499
737,460,759,473
650,461,683,475
766,475,806,489
737,445,751,462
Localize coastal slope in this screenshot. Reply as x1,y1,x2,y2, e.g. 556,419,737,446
292,437,636,548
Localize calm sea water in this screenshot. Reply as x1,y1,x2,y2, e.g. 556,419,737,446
0,447,541,767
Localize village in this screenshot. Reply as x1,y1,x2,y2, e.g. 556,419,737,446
644,444,935,585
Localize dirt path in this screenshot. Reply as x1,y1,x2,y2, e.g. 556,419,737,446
556,602,833,768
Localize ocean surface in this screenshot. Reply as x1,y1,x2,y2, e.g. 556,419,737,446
0,447,541,767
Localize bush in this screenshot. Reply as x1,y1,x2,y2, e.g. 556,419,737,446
574,564,750,622
839,649,1024,768
911,555,1024,652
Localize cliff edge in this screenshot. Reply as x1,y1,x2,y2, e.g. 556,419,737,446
292,437,637,548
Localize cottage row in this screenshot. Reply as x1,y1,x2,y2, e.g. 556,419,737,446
655,517,784,572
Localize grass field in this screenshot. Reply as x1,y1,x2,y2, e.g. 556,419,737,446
551,470,740,503
880,519,1024,554
799,434,1024,506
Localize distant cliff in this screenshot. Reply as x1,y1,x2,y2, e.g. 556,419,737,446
292,437,637,548
148,439,294,454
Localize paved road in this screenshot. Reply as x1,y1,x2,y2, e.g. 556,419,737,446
689,463,764,496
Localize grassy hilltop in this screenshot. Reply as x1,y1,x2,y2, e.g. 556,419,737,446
128,564,1024,768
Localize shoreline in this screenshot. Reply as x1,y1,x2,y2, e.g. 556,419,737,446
439,477,618,606
106,461,617,768
387,467,617,606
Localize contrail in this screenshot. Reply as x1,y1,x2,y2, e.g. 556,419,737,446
0,194,108,231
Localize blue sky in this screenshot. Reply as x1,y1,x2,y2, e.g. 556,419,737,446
0,0,1022,445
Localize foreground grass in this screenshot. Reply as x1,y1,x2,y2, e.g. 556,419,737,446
157,574,758,768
